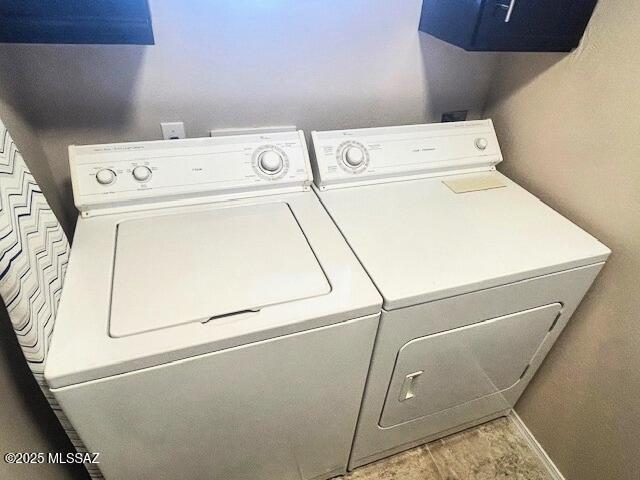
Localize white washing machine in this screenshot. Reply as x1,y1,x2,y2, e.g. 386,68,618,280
310,120,610,469
45,130,382,480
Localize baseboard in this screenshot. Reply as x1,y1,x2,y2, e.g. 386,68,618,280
508,410,566,480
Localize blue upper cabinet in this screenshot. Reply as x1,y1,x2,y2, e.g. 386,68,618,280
0,0,154,45
419,0,597,52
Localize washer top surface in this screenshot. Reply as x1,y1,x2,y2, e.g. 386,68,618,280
45,131,382,389
311,121,610,310
111,203,330,337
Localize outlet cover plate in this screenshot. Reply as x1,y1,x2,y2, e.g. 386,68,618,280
441,111,469,123
161,122,186,140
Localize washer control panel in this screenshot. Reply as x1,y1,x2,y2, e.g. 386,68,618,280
311,120,502,189
70,130,311,213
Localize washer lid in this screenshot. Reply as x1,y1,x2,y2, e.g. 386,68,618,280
110,202,330,337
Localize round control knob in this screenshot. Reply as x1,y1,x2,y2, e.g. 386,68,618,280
96,169,116,185
258,150,283,173
132,165,152,182
344,146,365,167
475,138,488,150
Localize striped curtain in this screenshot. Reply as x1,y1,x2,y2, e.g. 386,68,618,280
0,118,103,479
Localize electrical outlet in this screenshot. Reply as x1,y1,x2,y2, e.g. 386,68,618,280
441,111,468,123
161,122,186,140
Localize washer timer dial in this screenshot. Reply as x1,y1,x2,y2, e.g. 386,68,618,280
252,146,289,179
132,166,152,182
96,168,116,185
259,150,283,173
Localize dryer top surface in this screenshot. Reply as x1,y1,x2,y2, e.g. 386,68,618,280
316,171,610,309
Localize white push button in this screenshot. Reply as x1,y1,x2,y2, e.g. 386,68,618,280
132,166,152,182
259,150,283,173
344,146,365,167
96,169,116,185
475,138,488,150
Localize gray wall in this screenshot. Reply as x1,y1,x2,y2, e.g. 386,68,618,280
485,1,640,479
0,306,87,480
0,0,497,226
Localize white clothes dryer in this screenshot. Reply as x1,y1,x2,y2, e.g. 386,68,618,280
310,120,610,469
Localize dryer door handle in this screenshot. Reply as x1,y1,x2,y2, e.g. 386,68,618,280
398,370,423,402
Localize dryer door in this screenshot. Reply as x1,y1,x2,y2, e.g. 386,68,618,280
379,303,561,428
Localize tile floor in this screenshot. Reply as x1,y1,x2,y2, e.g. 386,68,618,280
340,416,554,480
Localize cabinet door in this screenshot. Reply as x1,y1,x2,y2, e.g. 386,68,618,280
379,303,561,428
0,0,154,45
474,0,597,51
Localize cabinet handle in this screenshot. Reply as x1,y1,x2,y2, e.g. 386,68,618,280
398,371,423,402
496,0,516,23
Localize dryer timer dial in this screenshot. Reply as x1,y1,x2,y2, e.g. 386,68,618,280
344,146,366,167
475,138,488,150
337,141,369,173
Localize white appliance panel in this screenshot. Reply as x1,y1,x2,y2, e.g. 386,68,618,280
110,202,330,337
53,314,379,480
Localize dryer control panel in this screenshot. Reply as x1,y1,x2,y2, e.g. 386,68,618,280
70,130,313,215
311,120,502,190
